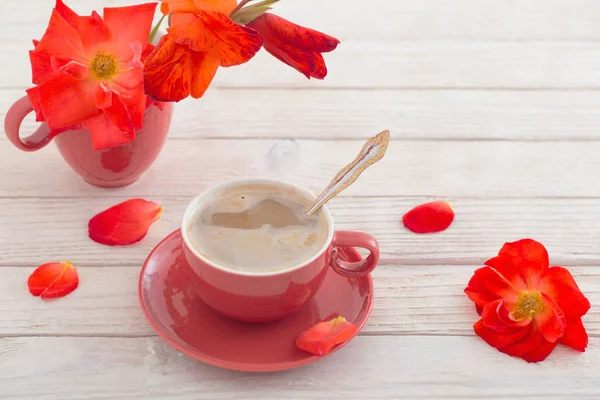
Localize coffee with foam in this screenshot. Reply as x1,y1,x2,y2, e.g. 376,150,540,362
186,183,329,272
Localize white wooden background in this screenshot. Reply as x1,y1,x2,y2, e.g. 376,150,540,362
2,0,600,398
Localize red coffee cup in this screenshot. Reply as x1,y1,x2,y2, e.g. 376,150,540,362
181,177,380,323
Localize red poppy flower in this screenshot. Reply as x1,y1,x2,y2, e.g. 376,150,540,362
464,239,590,362
143,3,263,102
88,199,163,246
296,316,358,356
26,0,159,150
402,201,454,233
28,261,79,300
247,13,339,79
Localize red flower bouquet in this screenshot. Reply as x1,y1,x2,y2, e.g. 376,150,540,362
4,0,339,187
26,0,339,150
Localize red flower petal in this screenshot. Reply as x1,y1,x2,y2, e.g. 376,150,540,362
160,0,201,14
248,13,339,79
521,338,558,363
473,319,529,349
143,11,262,102
464,273,501,310
402,201,454,234
497,239,549,287
538,266,591,318
312,53,328,79
27,261,79,300
30,48,55,85
55,0,80,28
263,40,319,79
496,299,532,327
481,300,526,334
25,86,45,122
88,199,162,245
102,88,145,133
189,53,219,99
143,35,194,102
296,316,358,356
93,84,112,109
534,293,567,343
559,318,588,352
484,255,528,292
160,0,237,15
168,11,263,65
192,0,237,14
85,113,135,150
468,266,520,301
501,324,546,359
33,9,85,62
103,3,157,52
251,13,339,53
37,74,99,129
77,11,112,49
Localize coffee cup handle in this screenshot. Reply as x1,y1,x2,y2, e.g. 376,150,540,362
330,231,380,278
4,95,53,152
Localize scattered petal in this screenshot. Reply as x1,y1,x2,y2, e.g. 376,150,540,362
88,199,163,245
296,316,358,356
402,201,454,233
28,261,79,299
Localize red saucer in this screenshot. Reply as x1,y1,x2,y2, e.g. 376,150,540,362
138,229,374,372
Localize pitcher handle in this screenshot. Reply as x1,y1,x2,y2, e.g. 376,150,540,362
4,95,52,152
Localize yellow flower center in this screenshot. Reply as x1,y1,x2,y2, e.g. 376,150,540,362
90,52,117,79
512,291,544,320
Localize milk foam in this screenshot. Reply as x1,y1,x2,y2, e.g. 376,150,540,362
187,184,329,272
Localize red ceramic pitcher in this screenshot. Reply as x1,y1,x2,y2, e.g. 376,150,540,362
4,95,173,188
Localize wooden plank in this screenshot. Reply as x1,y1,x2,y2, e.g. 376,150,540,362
4,1,600,89
1,335,599,399
2,138,600,198
1,264,597,336
6,40,600,90
3,197,600,266
5,0,600,42
5,88,600,141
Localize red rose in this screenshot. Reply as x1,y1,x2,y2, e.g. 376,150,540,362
465,239,590,362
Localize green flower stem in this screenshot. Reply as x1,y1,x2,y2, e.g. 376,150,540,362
230,0,254,17
149,14,166,44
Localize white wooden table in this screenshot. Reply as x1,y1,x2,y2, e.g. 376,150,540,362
2,0,600,398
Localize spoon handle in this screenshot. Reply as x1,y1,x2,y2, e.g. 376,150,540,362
305,130,390,216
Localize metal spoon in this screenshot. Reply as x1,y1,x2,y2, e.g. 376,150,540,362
305,130,390,216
